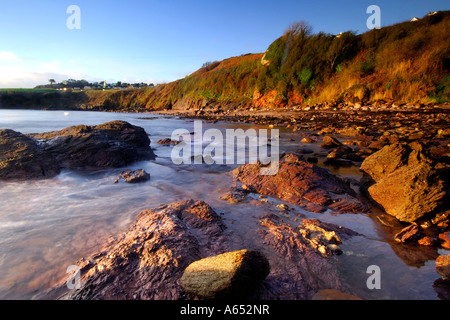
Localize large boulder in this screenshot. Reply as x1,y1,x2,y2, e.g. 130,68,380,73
31,120,155,169
56,199,228,300
360,143,447,223
0,129,60,180
232,153,367,213
180,249,270,299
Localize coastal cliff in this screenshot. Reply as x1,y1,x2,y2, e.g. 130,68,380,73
1,11,448,113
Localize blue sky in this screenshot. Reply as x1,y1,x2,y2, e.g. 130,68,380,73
0,0,448,88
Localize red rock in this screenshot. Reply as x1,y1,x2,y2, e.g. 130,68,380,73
439,231,450,249
394,224,422,243
156,137,180,145
320,135,342,148
367,140,387,150
256,214,360,299
436,254,450,280
301,137,315,143
418,236,439,246
328,199,369,214
233,154,366,214
312,289,361,300
55,199,228,300
437,222,449,229
361,143,447,223
114,169,150,183
44,199,362,300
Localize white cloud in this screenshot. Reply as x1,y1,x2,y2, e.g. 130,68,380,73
0,51,20,62
0,51,89,88
0,51,168,88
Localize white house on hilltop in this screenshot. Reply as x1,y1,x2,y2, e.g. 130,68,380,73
411,11,439,22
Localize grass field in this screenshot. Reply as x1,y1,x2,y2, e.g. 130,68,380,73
0,88,57,94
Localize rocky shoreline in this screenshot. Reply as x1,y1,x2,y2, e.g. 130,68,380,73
1,109,450,300
48,198,363,300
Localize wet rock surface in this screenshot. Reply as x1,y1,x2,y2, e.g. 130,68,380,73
232,153,368,214
436,255,450,281
394,224,423,243
46,197,363,300
58,199,228,300
156,137,181,145
113,169,150,184
5,105,450,300
321,135,343,148
255,213,360,299
297,218,360,256
311,289,362,300
0,129,60,180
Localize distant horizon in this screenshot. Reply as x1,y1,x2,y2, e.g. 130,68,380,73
1,0,449,88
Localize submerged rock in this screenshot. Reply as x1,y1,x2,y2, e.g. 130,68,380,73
0,129,60,180
320,135,343,148
297,219,359,256
180,249,270,299
113,169,150,183
156,137,180,145
394,224,423,243
31,120,155,169
219,186,248,203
